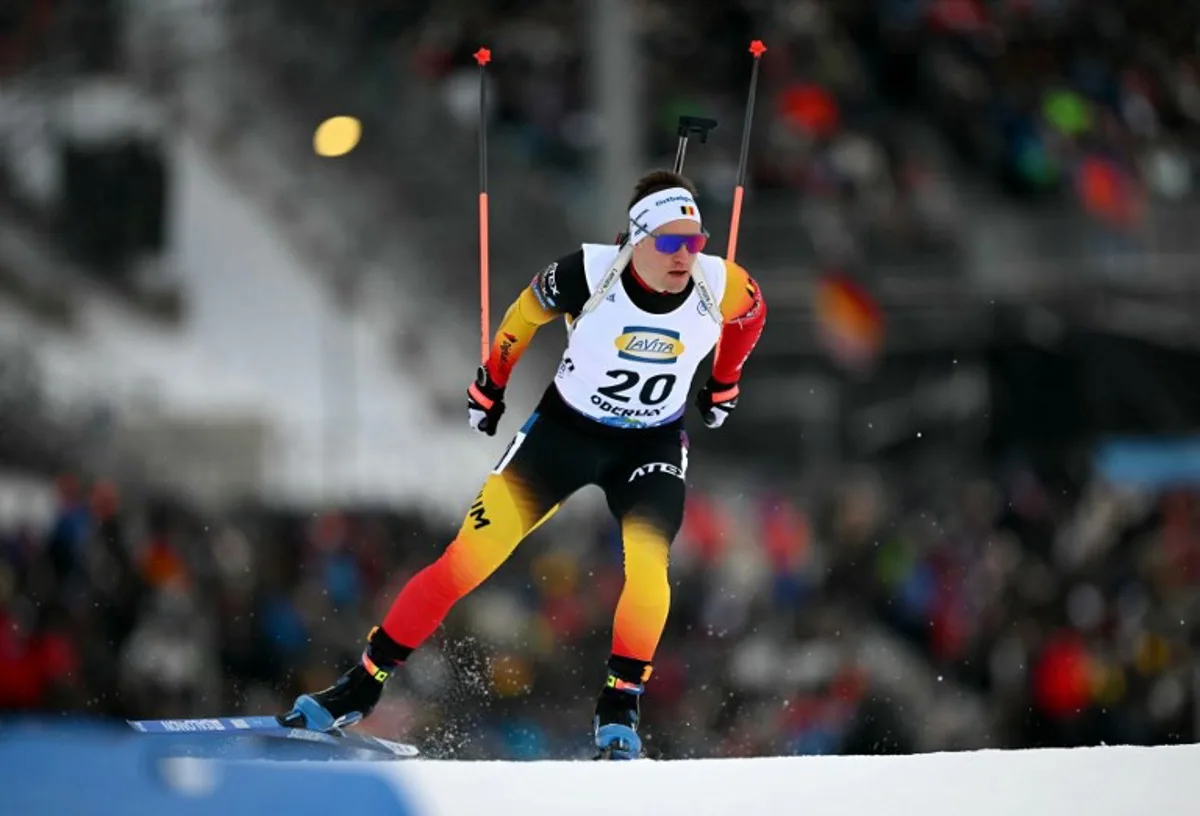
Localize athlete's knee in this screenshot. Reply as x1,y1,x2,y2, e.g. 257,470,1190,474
621,514,677,566
438,535,503,596
619,485,685,544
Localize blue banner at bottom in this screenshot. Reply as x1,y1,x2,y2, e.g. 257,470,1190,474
1,720,418,816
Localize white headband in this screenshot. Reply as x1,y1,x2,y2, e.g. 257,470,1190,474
627,186,702,245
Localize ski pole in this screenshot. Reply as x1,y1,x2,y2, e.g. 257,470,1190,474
475,46,492,365
726,40,766,263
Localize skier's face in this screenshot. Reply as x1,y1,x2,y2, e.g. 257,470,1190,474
632,218,706,294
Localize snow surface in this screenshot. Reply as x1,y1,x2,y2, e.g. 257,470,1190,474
317,744,1200,816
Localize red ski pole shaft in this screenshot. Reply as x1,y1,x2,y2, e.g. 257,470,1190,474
727,40,766,263
475,47,492,365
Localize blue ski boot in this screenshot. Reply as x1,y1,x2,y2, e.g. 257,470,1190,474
593,658,650,760
280,626,410,732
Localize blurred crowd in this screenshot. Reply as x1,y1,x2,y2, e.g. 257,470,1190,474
244,0,1200,275
271,0,968,268
2,453,1196,759
886,0,1200,225
7,0,1195,323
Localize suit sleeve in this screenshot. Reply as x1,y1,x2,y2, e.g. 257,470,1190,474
485,249,589,387
711,260,766,385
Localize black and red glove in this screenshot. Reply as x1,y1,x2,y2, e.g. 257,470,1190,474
695,378,739,429
467,365,506,436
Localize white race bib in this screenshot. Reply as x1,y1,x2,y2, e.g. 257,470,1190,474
554,244,726,428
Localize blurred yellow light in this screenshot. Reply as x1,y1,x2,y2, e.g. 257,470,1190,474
314,116,361,157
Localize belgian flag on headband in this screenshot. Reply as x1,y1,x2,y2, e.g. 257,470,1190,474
680,205,696,216
814,271,884,373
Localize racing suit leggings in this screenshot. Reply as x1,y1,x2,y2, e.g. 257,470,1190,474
381,409,688,667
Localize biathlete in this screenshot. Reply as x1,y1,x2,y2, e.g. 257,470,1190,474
285,169,767,759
